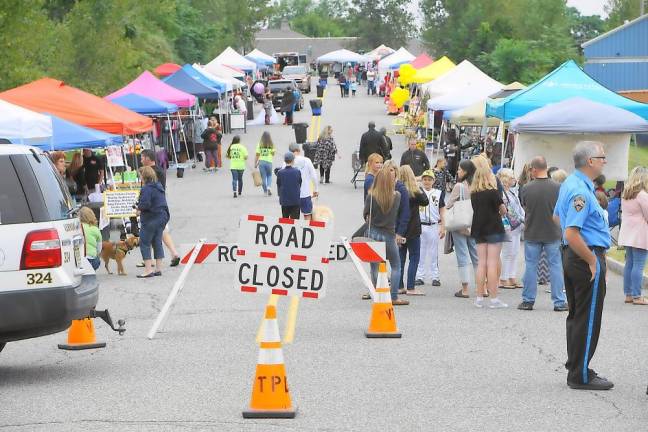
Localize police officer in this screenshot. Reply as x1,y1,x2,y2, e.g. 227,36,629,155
554,141,612,390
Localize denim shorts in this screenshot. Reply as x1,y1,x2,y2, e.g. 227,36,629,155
300,197,313,215
474,232,507,244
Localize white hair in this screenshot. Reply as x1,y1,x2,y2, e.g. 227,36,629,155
573,141,603,169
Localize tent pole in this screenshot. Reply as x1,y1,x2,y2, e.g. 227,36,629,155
176,112,191,168
166,114,179,167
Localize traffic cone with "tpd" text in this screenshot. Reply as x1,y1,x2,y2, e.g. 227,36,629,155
242,305,296,418
365,262,401,338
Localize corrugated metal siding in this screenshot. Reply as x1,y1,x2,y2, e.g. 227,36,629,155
584,18,648,58
585,62,648,91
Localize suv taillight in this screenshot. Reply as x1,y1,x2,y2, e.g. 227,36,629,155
21,229,62,270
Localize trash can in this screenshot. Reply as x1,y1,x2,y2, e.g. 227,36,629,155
246,100,254,120
292,123,308,144
316,85,324,98
309,98,322,116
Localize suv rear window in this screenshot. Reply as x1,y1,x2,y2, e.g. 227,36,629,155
27,153,73,221
0,156,32,224
283,66,305,75
269,82,292,91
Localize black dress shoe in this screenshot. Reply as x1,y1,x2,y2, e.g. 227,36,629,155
432,280,441,286
568,376,614,390
517,302,534,311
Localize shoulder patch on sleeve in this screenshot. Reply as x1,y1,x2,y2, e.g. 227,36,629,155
573,195,586,212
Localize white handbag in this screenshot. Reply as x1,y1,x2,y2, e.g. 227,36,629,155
444,183,473,232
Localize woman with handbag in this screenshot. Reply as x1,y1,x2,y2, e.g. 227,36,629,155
470,155,508,308
497,168,525,289
445,160,478,298
363,164,408,305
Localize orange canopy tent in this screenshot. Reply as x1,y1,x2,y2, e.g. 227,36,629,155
154,63,181,77
0,78,152,135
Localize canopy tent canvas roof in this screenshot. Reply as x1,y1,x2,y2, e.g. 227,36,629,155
411,56,455,84
154,63,181,77
200,62,245,80
176,64,226,93
410,53,434,69
378,47,415,74
316,49,369,64
422,60,502,101
192,64,242,91
163,67,222,99
365,44,395,60
45,115,123,151
206,47,257,73
427,77,502,111
510,97,648,134
245,48,276,65
0,99,52,145
446,100,500,126
489,81,525,99
106,71,196,108
486,60,648,122
109,93,178,115
0,78,152,135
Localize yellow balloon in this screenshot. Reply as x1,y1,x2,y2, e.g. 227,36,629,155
390,87,410,108
398,63,416,85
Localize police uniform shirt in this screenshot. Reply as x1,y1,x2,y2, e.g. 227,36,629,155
554,170,611,248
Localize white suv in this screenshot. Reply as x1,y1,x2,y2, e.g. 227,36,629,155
0,145,98,354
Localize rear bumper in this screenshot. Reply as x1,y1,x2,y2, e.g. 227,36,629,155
0,275,99,342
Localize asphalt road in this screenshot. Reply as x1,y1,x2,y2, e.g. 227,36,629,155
2,84,648,432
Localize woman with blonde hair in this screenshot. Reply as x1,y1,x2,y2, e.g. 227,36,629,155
618,166,648,305
397,165,429,295
255,131,276,196
314,125,338,184
363,162,408,305
470,155,508,308
497,168,525,289
79,206,102,270
137,166,170,278
363,153,384,200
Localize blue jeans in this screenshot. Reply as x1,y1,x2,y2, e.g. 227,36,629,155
399,236,421,289
522,241,567,306
258,160,273,193
140,217,167,261
366,227,402,300
453,232,478,284
624,246,648,298
231,169,243,193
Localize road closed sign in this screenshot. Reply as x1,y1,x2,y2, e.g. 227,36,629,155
236,215,333,299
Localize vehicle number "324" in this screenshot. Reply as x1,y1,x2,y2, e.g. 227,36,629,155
26,272,53,285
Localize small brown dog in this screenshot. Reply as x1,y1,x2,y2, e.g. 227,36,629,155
101,236,140,276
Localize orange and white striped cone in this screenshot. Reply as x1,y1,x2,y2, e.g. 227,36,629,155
365,262,401,338
242,305,296,418
58,318,106,350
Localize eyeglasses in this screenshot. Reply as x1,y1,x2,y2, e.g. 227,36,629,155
591,156,607,160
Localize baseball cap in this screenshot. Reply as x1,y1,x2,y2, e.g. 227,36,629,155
421,169,435,179
284,152,295,162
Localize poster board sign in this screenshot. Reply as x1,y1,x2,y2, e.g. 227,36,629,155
235,215,333,299
113,171,139,184
230,113,246,131
106,146,124,167
104,190,140,218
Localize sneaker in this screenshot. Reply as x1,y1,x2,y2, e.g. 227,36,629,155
267,190,272,196
554,304,569,312
233,192,238,198
432,280,441,287
474,297,484,308
489,298,509,309
414,279,424,286
320,177,324,184
517,302,534,311
568,376,614,391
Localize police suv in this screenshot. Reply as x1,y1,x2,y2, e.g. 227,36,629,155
0,145,98,355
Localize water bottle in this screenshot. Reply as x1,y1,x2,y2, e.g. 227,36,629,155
502,216,511,232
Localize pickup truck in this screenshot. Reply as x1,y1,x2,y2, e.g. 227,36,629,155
268,79,304,112
281,65,311,93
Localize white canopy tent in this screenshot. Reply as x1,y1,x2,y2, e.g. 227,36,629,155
316,49,369,64
245,48,276,65
0,99,53,146
422,60,501,100
365,44,395,61
206,46,257,73
427,79,502,111
193,64,244,91
377,47,415,76
510,97,648,180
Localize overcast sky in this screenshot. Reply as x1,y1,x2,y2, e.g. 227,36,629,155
567,0,608,17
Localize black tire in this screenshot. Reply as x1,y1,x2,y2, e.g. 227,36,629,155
0,343,5,353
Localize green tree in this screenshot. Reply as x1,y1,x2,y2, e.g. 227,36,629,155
605,0,642,29
567,6,606,52
347,0,414,50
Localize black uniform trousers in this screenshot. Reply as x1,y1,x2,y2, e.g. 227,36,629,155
563,246,607,384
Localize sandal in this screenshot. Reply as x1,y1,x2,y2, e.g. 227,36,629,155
633,297,648,305
499,285,517,289
153,271,162,276
406,289,426,296
454,290,469,298
362,293,372,300
392,298,410,306
625,296,633,303
137,273,155,278
398,288,407,295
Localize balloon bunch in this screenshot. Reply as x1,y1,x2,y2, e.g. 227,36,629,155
390,64,415,108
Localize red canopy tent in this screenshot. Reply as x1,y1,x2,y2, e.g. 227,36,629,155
410,53,434,69
0,78,152,135
154,63,181,77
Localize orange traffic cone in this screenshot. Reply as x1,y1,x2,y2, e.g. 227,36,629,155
242,305,296,418
366,262,401,338
58,318,106,350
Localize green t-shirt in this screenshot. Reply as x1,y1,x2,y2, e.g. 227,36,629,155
256,144,276,163
83,222,102,258
228,143,248,170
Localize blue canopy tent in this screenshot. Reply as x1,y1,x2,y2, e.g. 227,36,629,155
32,114,123,151
110,93,178,115
486,60,648,122
163,67,221,99
180,64,227,94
